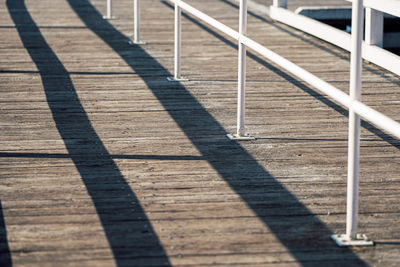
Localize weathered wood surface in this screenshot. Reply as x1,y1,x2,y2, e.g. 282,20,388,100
0,0,399,266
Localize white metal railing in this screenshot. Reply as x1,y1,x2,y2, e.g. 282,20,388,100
131,0,400,246
350,0,400,47
103,0,145,44
270,0,400,77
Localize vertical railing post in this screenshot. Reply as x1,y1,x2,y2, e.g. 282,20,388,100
134,0,140,42
346,0,364,241
103,0,115,19
365,8,383,47
174,4,182,79
167,4,188,82
332,0,373,247
107,0,112,18
129,0,146,45
273,0,287,8
227,0,254,140
237,0,247,137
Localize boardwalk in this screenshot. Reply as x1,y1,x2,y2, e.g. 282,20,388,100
1,0,400,266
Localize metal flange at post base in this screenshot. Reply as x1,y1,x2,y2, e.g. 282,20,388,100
226,133,256,141
331,234,374,247
102,16,117,20
167,76,189,82
128,40,146,46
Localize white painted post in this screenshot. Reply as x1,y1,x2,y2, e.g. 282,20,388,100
332,0,373,247
347,0,364,241
107,0,112,18
130,0,145,45
134,0,140,42
167,4,187,82
174,4,181,80
273,0,287,8
365,8,384,47
227,0,254,140
103,0,113,19
237,0,247,137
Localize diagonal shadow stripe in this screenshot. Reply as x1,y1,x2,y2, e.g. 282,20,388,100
0,201,12,266
7,0,171,266
66,0,368,265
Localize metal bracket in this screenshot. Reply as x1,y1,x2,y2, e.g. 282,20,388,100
226,133,256,141
128,40,146,46
167,76,189,82
331,234,374,247
102,16,117,20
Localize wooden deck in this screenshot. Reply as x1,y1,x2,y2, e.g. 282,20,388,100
1,0,399,266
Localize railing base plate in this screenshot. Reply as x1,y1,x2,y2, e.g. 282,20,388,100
128,40,146,46
331,234,374,247
102,16,117,20
167,76,189,82
226,133,256,141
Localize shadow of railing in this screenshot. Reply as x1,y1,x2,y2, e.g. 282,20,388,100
7,0,171,266
0,201,12,266
64,0,369,265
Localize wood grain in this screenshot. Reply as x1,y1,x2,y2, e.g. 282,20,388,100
0,0,399,266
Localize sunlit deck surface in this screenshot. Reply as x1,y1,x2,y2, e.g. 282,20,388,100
1,0,400,266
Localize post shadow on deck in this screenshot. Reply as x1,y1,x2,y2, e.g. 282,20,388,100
65,0,368,265
7,0,171,266
0,201,12,267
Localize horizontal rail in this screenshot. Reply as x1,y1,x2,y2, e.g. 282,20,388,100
269,4,400,77
172,0,239,40
347,0,400,18
241,35,400,140
353,100,400,139
270,7,351,51
169,0,400,140
239,35,351,108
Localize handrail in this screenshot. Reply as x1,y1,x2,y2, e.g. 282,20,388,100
270,0,400,76
346,0,400,47
241,34,400,140
134,0,399,246
167,0,400,140
172,0,240,40
347,0,400,18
